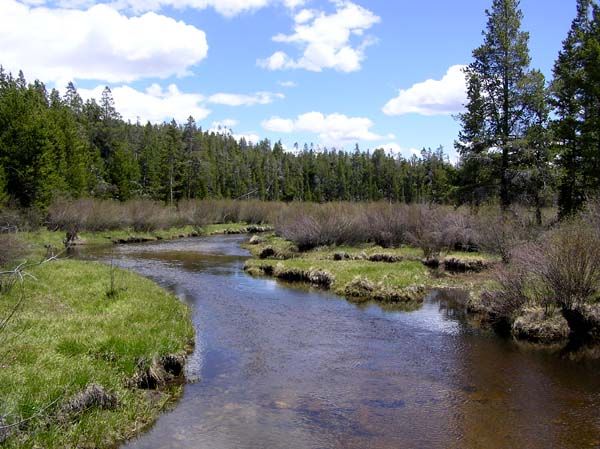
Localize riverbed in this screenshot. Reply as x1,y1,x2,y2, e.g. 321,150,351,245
80,235,600,449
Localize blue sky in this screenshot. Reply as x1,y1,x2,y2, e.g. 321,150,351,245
0,0,576,159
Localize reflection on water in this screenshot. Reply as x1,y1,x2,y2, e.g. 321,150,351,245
79,236,600,449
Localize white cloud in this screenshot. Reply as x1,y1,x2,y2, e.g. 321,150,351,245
211,119,239,129
383,65,468,116
262,111,384,144
234,132,261,143
377,142,420,159
278,80,298,88
207,123,261,144
258,1,380,72
56,0,307,17
0,0,208,84
208,92,284,106
78,83,210,123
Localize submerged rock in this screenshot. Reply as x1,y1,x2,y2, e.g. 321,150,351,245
512,307,570,344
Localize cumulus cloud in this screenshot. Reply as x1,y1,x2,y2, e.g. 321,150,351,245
262,111,384,144
382,65,468,116
52,0,306,17
258,1,380,72
207,91,284,106
78,83,210,123
0,0,208,84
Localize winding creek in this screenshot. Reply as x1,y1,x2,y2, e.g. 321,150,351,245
80,235,600,449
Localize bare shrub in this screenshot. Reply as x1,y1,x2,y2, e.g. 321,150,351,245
0,234,26,267
405,205,447,260
583,197,600,236
366,203,409,247
0,207,42,232
536,222,600,311
490,220,600,337
472,206,539,262
177,200,210,228
239,200,281,224
275,202,367,250
124,200,175,232
48,199,126,232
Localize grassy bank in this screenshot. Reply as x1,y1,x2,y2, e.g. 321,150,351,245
243,234,498,304
0,257,194,448
20,222,262,257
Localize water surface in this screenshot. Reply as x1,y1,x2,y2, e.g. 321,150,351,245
81,235,600,449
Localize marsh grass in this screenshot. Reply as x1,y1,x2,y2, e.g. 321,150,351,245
0,259,194,448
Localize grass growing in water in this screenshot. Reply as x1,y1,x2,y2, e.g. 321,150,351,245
244,234,498,302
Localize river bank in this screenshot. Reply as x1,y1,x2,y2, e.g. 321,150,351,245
243,233,600,350
0,222,274,447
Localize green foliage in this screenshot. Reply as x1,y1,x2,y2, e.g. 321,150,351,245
0,69,456,208
551,0,600,217
457,0,545,209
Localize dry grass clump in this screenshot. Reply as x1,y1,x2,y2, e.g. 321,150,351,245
344,276,426,304
60,384,118,418
443,258,489,273
367,253,403,263
256,263,335,288
131,355,186,390
511,306,570,344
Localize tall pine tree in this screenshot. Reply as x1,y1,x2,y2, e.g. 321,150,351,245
457,0,543,209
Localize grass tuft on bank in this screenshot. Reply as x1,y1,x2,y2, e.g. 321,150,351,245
0,258,194,449
243,234,498,303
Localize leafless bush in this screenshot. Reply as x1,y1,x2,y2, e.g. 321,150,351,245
275,202,367,250
125,200,176,232
583,197,600,236
0,207,42,233
405,205,448,260
239,200,281,224
366,203,409,247
0,234,26,267
48,199,125,232
472,206,539,262
491,220,600,324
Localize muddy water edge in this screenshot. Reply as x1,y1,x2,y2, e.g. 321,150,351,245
77,235,600,449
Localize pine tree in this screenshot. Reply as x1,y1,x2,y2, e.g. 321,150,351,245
551,0,595,216
457,0,542,209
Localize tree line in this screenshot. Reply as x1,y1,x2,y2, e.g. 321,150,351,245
0,71,456,208
1,0,600,217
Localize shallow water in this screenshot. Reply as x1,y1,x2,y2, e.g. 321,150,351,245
80,235,600,449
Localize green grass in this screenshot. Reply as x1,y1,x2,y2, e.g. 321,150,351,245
19,222,254,258
0,258,194,448
244,234,499,298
